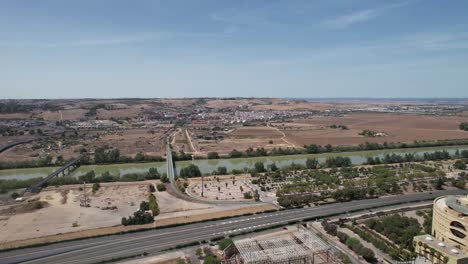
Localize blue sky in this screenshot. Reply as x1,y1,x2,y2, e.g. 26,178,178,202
1,0,468,99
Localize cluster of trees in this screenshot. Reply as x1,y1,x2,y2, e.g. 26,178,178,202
454,160,467,170
359,130,380,137
207,152,220,159
332,187,378,202
460,122,468,131
0,102,60,113
121,193,159,226
179,164,201,178
71,169,162,184
134,152,165,162
172,151,192,161
0,168,164,194
365,214,421,251
321,221,376,262
94,148,121,164
325,156,352,168
211,166,227,175
330,124,348,130
277,194,319,208
229,147,268,158
349,225,412,261
336,231,376,263
91,148,164,165
156,183,166,191
367,150,459,165
85,104,106,117
0,155,56,170
121,210,154,226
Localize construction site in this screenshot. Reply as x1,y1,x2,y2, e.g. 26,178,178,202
223,229,339,264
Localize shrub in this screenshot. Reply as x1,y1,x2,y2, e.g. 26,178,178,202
156,183,166,192
217,239,233,250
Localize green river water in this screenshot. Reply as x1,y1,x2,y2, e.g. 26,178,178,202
1,145,467,180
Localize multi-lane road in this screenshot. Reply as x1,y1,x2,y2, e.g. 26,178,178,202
0,189,465,264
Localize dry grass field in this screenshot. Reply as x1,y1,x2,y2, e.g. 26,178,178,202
0,128,168,162
278,113,468,146
192,126,293,154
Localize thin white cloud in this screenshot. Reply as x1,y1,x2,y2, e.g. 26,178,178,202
320,0,416,30
0,31,218,48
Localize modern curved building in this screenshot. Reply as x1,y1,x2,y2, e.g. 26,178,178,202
433,195,468,250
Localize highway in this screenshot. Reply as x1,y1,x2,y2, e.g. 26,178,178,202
0,189,465,264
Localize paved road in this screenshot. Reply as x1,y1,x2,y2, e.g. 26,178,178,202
0,189,465,264
0,139,34,154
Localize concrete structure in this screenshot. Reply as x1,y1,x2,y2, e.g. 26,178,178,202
228,229,334,264
433,196,468,250
413,195,468,264
414,235,468,264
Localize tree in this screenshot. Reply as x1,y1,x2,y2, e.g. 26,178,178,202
195,248,203,258
216,166,227,175
203,256,220,264
147,168,160,179
148,193,159,216
454,160,466,170
243,192,253,199
140,201,149,211
135,152,145,161
92,182,100,193
10,192,19,199
269,163,278,171
207,152,220,159
180,164,201,178
217,239,233,250
79,171,96,183
306,158,319,169
229,149,243,158
160,174,170,183
156,183,166,191
254,162,266,173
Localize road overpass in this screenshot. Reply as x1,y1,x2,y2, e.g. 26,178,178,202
21,157,82,195
0,189,465,264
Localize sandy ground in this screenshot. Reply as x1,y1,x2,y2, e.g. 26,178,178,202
186,177,255,201
0,182,149,243
0,181,277,250
120,251,185,264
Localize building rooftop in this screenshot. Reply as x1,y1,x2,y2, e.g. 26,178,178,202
414,235,468,259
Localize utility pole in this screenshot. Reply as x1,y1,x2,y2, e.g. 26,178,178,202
193,155,204,197
82,182,88,207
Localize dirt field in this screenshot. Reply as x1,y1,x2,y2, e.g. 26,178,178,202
186,175,255,201
278,113,468,146
0,182,150,243
192,126,293,154
0,182,276,250
0,128,168,162
172,128,194,153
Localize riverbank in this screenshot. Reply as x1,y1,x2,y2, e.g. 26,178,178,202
1,144,467,180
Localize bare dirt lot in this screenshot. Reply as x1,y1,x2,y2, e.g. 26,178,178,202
278,113,468,146
0,182,149,243
186,175,255,201
191,126,293,154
